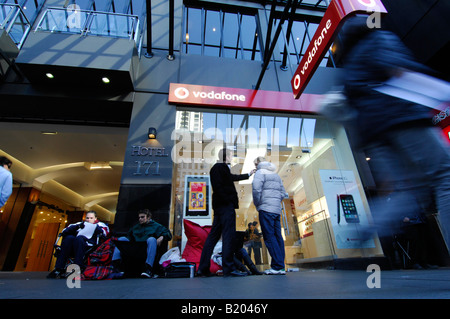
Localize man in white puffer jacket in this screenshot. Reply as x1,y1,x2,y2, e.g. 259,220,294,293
252,157,287,275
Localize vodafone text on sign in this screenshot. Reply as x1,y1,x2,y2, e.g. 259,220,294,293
291,0,387,99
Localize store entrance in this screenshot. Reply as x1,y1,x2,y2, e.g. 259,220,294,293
170,108,383,271
171,108,326,270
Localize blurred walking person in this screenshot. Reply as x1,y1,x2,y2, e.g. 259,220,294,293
339,16,450,254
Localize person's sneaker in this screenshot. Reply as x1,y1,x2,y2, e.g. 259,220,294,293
140,264,154,278
46,268,65,279
264,268,286,275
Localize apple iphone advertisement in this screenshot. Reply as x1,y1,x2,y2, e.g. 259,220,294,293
319,169,375,249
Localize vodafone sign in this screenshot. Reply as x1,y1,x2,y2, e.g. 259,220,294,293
291,0,387,99
169,83,322,114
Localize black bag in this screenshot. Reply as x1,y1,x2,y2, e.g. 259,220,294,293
163,262,196,278
112,240,147,277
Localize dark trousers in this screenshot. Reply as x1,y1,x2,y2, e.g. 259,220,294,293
199,204,236,275
55,235,88,270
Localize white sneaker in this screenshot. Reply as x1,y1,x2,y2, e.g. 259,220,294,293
264,268,286,275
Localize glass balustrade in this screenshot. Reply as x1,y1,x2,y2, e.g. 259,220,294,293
0,3,31,49
36,7,141,44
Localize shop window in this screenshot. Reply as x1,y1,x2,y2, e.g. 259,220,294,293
171,109,384,268
183,5,263,61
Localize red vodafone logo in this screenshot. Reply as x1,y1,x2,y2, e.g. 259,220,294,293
174,87,190,100
291,0,387,98
357,0,377,7
293,74,301,90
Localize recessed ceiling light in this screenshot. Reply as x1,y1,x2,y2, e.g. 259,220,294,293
41,131,58,135
102,77,110,84
84,161,112,170
46,73,54,79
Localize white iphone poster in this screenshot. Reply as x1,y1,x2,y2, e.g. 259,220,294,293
319,169,375,249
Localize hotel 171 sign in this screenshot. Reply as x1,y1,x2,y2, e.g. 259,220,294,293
291,0,387,99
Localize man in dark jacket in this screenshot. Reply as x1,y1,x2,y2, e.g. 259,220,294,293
340,16,450,252
197,148,255,277
112,209,172,278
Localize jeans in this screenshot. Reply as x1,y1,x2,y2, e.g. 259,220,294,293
365,125,450,252
112,236,158,267
258,210,285,270
247,241,262,264
55,235,88,270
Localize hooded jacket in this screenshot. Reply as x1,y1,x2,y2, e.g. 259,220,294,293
342,23,433,145
252,162,287,215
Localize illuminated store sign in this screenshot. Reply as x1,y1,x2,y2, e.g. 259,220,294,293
169,83,321,113
291,0,387,99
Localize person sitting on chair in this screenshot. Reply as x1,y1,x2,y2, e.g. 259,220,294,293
112,209,172,278
47,210,109,278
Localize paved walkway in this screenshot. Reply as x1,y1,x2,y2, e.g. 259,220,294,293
2,268,449,317
1,268,449,300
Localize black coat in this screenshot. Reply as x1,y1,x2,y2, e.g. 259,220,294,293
343,30,433,145
210,162,249,210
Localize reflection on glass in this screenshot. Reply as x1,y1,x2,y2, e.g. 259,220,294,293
205,10,220,47
183,6,262,61
287,118,301,147
277,20,332,67
301,118,316,148
173,109,348,270
274,117,287,146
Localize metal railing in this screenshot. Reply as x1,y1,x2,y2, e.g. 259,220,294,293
35,7,141,43
0,3,32,49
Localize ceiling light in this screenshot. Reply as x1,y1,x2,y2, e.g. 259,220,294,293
46,73,54,79
102,77,110,84
41,131,58,135
84,161,112,170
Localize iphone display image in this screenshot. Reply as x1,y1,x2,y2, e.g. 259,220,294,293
337,194,360,224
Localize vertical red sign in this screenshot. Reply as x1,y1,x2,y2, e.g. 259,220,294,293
291,0,387,99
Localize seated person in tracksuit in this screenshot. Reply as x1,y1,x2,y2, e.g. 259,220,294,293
112,209,172,278
47,210,109,278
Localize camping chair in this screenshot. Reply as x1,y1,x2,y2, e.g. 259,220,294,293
52,232,104,273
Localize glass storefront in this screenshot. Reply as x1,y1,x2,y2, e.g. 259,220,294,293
170,108,384,269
